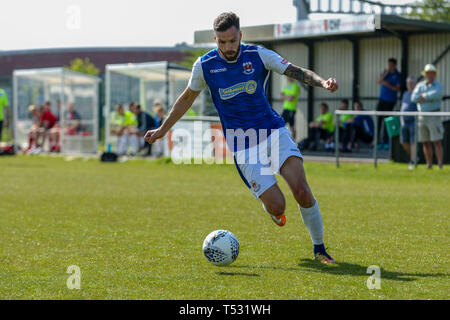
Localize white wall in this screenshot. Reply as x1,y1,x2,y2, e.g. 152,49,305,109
313,39,353,118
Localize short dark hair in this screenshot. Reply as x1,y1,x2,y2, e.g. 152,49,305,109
213,12,240,32
354,101,363,108
341,99,349,106
320,103,329,110
388,58,397,65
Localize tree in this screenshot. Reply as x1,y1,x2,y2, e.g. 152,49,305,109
177,47,210,69
66,57,100,76
404,0,450,23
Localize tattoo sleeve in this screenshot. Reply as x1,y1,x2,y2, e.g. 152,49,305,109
284,64,325,88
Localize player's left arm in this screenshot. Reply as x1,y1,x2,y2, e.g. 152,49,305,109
283,64,338,93
257,46,337,92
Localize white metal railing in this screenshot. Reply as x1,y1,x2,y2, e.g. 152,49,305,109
334,110,450,168
180,116,221,122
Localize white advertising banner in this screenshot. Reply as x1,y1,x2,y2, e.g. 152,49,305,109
166,120,232,163
274,14,379,39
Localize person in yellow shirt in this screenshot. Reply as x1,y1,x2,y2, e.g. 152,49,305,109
114,103,138,155
280,77,300,140
0,88,10,141
186,108,196,117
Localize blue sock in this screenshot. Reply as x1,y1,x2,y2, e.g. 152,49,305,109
313,243,326,254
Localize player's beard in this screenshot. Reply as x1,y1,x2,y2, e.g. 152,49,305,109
219,45,241,62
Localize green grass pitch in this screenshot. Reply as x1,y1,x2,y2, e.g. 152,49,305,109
0,155,448,299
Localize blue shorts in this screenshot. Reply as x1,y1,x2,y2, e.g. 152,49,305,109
233,127,303,199
401,121,415,144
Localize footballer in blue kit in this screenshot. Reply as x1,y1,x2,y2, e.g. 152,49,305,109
145,12,339,263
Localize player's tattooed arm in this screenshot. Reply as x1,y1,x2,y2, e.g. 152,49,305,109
284,64,324,87
284,64,338,93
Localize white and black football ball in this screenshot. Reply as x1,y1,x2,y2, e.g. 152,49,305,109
202,230,239,266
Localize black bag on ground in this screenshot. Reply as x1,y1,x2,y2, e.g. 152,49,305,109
100,152,118,162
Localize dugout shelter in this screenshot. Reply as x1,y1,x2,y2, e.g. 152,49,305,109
104,61,205,154
13,67,100,154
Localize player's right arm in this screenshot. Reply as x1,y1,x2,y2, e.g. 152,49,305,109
145,57,207,144
145,56,206,144
144,87,201,144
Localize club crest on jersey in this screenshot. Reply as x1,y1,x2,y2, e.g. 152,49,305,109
250,180,260,193
243,62,254,74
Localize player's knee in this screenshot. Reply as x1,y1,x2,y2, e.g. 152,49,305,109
293,184,313,205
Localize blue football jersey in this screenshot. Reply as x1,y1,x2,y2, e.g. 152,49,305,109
189,44,291,151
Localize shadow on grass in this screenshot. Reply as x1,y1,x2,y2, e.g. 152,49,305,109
223,260,447,282
228,264,300,272
298,259,448,282
217,271,260,277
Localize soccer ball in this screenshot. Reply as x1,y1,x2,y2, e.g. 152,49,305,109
202,230,239,266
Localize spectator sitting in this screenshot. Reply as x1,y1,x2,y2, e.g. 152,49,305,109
132,104,155,156
153,101,166,128
111,104,125,134
300,103,334,151
111,104,126,153
30,102,57,153
400,77,418,170
38,101,60,152
45,102,76,153
334,99,353,144
45,102,82,153
64,102,82,134
25,104,42,153
340,101,374,153
114,103,139,155
153,102,166,157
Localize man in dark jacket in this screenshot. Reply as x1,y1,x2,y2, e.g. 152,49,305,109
133,104,156,156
